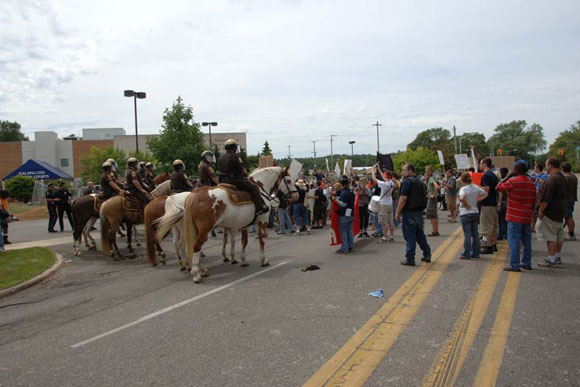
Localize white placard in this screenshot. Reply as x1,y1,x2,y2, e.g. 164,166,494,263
325,158,330,172
470,149,478,170
454,154,471,170
288,159,302,183
343,159,352,176
334,162,341,177
437,150,445,165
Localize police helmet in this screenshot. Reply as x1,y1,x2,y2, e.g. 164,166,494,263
201,150,215,162
139,161,146,168
106,158,118,170
127,157,138,167
102,161,112,170
173,159,185,170
145,162,154,169
224,139,238,151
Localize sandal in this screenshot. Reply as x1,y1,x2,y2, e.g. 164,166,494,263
427,232,440,237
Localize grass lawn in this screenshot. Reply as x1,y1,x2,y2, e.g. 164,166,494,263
0,247,56,290
6,202,48,220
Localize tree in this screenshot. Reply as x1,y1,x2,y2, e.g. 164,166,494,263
80,146,127,184
408,128,452,150
487,120,546,161
261,141,272,156
147,97,205,175
547,120,580,170
5,175,36,202
392,147,440,176
459,132,489,157
0,120,29,142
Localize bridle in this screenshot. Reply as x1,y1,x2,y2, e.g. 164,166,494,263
251,169,298,205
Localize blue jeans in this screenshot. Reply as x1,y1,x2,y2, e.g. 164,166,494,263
402,211,431,263
0,227,4,251
393,201,399,227
498,202,507,240
269,207,276,228
373,212,383,233
460,213,480,258
278,207,293,233
339,216,354,251
293,203,308,228
507,221,532,269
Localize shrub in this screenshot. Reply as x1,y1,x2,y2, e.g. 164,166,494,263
5,175,36,203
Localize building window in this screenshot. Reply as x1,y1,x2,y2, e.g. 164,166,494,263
60,158,69,167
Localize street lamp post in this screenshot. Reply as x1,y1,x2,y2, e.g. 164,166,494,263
202,122,218,147
373,121,382,153
124,90,146,154
349,140,356,160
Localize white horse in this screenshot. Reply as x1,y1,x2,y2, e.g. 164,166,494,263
181,166,297,283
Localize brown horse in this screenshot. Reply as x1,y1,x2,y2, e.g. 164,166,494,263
144,196,169,266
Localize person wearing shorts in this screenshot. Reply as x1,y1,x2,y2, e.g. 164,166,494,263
562,162,577,241
372,167,395,242
479,158,499,254
443,170,458,223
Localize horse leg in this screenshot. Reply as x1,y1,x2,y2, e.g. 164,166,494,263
258,221,269,266
156,240,166,265
126,221,134,253
229,228,238,265
85,217,97,250
241,227,249,267
109,220,123,260
192,231,209,283
134,225,142,247
222,228,229,262
173,226,186,271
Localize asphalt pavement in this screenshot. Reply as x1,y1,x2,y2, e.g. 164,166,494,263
1,208,579,386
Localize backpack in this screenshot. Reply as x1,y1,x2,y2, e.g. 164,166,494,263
405,176,427,211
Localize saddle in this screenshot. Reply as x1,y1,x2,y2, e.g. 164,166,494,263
121,195,145,212
216,183,253,206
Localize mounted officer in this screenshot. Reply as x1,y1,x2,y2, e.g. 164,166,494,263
170,159,194,194
106,158,124,188
99,161,127,200
144,162,156,189
125,157,151,205
198,150,218,187
138,161,151,192
218,139,269,215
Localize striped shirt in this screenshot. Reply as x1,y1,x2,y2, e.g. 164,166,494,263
497,175,536,224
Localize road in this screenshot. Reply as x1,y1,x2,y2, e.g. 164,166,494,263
1,209,579,386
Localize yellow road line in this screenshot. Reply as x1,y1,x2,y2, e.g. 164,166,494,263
304,227,463,387
473,270,522,387
423,243,508,387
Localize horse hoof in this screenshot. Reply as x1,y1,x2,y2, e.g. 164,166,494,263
126,253,137,259
223,257,230,263
152,263,158,267
231,260,238,265
200,251,206,258
261,262,270,267
89,246,97,251
180,266,187,271
241,262,250,267
193,275,202,283
161,260,166,265
136,242,142,247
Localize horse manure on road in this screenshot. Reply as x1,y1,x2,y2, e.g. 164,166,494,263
301,265,320,272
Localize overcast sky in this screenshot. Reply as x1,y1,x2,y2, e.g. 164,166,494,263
1,0,579,158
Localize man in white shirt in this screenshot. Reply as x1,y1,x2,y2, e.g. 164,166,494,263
458,172,488,259
372,166,395,242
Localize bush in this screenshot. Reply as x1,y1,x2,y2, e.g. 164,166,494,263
5,175,36,203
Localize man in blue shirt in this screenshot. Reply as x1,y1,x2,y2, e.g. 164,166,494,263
334,177,355,253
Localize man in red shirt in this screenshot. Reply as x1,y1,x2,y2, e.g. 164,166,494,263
497,160,537,271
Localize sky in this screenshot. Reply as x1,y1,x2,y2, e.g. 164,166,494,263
1,0,579,159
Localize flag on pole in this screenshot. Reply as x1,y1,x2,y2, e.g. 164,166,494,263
376,152,394,171
334,162,341,177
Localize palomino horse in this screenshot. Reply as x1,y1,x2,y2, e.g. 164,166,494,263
71,175,171,256
181,166,297,283
99,180,171,260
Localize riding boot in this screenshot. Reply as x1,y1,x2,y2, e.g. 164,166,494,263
250,187,269,215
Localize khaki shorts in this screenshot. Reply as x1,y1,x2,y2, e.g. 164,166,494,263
536,216,566,242
447,196,457,212
378,203,394,226
426,197,438,220
480,206,498,235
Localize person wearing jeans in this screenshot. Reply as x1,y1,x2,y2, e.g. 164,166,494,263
458,172,488,259
335,178,355,253
497,161,537,271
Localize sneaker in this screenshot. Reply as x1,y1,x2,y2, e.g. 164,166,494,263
520,265,532,270
357,234,364,239
421,255,432,263
276,231,286,235
387,236,394,242
348,248,355,253
542,257,557,267
503,267,521,272
458,255,471,260
555,257,562,265
335,249,347,254
480,247,494,255
295,231,301,236
363,232,370,238
568,235,576,241
400,260,416,266
377,238,388,243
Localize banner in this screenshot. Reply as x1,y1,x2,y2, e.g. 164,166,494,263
377,152,394,171
454,154,471,170
470,149,478,170
288,159,303,182
343,159,352,176
437,150,445,165
325,158,330,172
334,162,341,177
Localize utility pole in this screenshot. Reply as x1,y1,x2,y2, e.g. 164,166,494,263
311,141,317,167
287,145,292,159
330,134,338,169
373,121,382,153
453,125,457,154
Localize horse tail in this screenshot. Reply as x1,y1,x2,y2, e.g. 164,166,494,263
71,201,80,242
144,204,158,266
100,200,112,256
154,196,183,243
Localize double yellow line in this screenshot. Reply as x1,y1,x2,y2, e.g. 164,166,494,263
305,231,522,387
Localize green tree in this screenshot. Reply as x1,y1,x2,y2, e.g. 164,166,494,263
408,127,452,150
5,175,36,202
261,141,272,156
547,120,580,170
458,132,489,156
392,147,440,176
487,120,546,160
0,121,29,142
147,97,205,175
80,146,127,184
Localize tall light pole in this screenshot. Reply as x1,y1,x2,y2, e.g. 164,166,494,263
330,134,338,168
311,141,317,167
349,140,356,160
202,122,218,147
287,145,292,159
453,125,457,154
373,121,382,153
124,90,146,154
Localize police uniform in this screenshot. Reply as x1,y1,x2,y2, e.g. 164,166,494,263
45,189,58,232
100,171,118,200
218,151,265,211
126,169,150,204
55,187,73,231
138,169,151,191
198,160,217,187
170,171,190,193
145,170,156,189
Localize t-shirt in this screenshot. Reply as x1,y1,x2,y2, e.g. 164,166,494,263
296,187,307,204
459,184,487,216
540,172,567,222
426,176,437,197
337,188,355,217
535,172,548,190
564,173,578,202
480,170,498,206
314,188,325,205
377,180,395,205
446,176,457,197
497,175,536,224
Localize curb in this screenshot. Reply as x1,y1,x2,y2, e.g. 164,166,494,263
0,251,64,299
